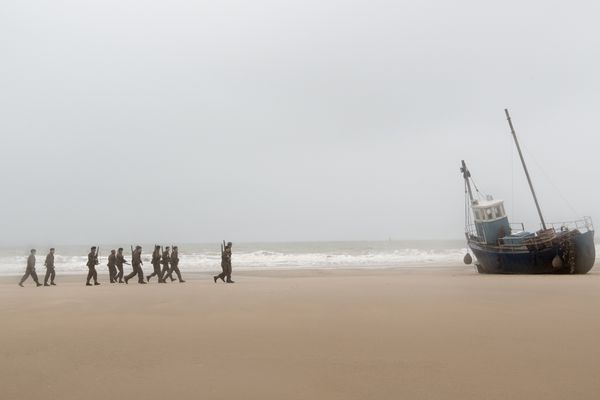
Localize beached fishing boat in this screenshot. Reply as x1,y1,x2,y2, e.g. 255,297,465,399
461,110,595,274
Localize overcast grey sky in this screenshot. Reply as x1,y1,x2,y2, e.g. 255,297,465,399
1,0,599,245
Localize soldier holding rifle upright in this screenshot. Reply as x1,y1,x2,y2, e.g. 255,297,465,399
86,246,100,286
125,245,146,284
214,241,234,283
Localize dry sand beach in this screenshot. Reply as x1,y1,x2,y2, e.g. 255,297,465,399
1,266,600,400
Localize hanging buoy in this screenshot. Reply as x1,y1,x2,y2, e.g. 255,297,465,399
463,253,473,265
552,255,563,268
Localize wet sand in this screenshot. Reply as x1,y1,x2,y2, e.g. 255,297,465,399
1,266,600,400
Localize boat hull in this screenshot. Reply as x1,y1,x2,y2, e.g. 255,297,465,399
469,230,596,274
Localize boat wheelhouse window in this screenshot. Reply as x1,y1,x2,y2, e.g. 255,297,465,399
493,206,501,218
486,209,493,219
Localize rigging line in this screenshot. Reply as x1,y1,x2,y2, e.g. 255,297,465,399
464,181,469,230
518,141,580,218
464,181,473,232
469,175,486,199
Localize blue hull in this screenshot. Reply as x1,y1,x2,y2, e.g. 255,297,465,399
469,230,596,274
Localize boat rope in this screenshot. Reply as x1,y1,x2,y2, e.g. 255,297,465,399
469,175,486,199
464,181,472,232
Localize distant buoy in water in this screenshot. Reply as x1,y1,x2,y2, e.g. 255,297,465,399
552,255,563,268
463,253,473,265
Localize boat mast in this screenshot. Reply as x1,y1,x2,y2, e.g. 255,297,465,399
461,160,475,203
504,109,547,230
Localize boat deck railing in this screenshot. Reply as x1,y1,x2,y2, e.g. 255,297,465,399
464,224,487,245
545,216,594,233
465,217,594,247
509,223,526,233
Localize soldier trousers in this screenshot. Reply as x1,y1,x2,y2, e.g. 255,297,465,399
108,265,117,282
20,268,40,285
115,265,124,282
86,266,98,284
165,264,183,282
161,264,173,281
147,263,163,282
216,263,232,282
125,265,144,283
44,267,55,284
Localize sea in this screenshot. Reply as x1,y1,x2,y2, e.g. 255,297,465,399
3,240,598,276
0,240,472,276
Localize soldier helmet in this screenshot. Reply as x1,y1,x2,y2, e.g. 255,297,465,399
31,249,36,253
50,248,55,251
118,247,123,251
111,249,116,253
227,242,233,247
136,245,142,250
165,246,170,250
173,246,178,249
91,246,96,250
155,245,160,249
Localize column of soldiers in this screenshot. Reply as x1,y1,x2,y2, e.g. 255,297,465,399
18,242,235,287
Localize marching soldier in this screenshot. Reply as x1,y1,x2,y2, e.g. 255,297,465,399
86,246,100,286
115,247,128,283
19,249,42,287
161,246,173,282
44,248,56,286
125,245,146,284
107,249,118,283
214,241,234,283
147,245,164,283
164,245,185,283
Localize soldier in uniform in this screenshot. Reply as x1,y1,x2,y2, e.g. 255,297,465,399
86,246,100,286
214,242,234,283
107,249,118,283
125,245,146,284
19,249,42,287
164,245,185,283
44,248,56,286
115,247,129,283
147,245,165,283
161,246,173,282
